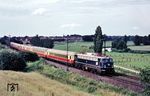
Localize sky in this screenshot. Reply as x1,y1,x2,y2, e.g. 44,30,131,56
0,0,150,36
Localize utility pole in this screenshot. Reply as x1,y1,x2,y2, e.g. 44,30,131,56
66,35,69,71
8,35,11,46
103,34,106,56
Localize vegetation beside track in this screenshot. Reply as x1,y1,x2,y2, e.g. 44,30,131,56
27,59,138,96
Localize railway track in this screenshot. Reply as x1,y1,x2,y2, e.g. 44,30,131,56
44,59,144,93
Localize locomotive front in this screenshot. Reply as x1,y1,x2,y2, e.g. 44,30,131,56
98,57,114,73
76,53,115,74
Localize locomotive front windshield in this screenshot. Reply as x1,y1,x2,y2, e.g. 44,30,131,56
99,58,114,68
102,58,113,63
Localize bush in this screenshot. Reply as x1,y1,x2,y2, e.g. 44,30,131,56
20,51,39,62
27,59,43,72
0,49,26,71
0,44,5,49
112,39,127,50
140,67,150,96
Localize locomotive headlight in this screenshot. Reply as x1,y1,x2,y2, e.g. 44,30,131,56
107,63,110,66
96,62,98,65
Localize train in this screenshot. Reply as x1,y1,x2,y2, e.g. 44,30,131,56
10,42,115,74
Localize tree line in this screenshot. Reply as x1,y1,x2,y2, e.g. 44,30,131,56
30,35,54,48
134,35,150,46
0,35,54,48
82,34,150,46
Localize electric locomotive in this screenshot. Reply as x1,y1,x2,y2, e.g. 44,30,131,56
75,53,114,73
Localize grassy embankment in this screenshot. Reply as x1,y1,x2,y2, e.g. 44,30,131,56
0,71,93,96
54,41,150,71
26,59,138,96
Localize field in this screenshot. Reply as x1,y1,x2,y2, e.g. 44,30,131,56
0,71,92,96
107,52,150,71
54,41,150,71
54,41,134,52
129,45,150,51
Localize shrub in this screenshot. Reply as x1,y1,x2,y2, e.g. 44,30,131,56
27,59,43,72
0,44,5,49
20,51,39,62
140,67,150,96
112,39,127,50
0,49,26,71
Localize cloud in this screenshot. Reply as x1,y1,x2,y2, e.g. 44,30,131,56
60,23,81,28
32,8,47,15
69,0,94,3
132,26,140,30
0,0,60,9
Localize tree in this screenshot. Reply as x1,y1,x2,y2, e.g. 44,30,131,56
41,39,54,48
10,37,23,44
111,40,117,48
82,35,93,42
30,35,54,48
0,36,9,45
111,38,127,51
94,26,103,54
123,35,128,43
134,35,141,46
148,34,150,41
116,40,127,50
30,35,42,47
142,36,150,45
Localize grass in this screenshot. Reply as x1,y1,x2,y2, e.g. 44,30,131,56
54,41,94,52
54,41,150,71
54,41,134,52
27,59,138,96
0,70,93,96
